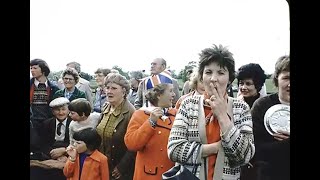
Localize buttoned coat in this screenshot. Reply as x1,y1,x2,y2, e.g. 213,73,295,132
124,108,177,180
63,149,109,180
97,99,136,180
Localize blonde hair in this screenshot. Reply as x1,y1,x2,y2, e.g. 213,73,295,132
145,84,170,106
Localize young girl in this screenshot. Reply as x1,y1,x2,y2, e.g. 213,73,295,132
68,98,100,145
63,128,109,180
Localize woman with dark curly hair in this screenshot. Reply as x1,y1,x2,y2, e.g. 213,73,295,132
236,63,267,108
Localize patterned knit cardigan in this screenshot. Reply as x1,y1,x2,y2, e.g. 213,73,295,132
167,95,255,180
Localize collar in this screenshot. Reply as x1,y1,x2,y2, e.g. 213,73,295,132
34,79,48,87
56,118,67,126
65,87,75,93
88,149,103,162
104,100,125,116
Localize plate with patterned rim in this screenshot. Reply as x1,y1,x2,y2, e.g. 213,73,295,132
264,104,290,135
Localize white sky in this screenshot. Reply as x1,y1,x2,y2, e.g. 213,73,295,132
30,0,289,75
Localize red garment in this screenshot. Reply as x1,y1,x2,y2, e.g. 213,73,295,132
63,149,109,180
124,109,177,180
204,106,221,180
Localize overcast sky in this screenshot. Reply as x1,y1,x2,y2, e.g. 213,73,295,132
30,0,289,75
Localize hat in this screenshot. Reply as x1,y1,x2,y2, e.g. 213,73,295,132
49,97,70,107
145,72,173,90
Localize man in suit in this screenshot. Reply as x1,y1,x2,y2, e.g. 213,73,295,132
39,97,72,159
31,97,72,180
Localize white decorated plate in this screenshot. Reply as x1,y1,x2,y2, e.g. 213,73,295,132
264,104,290,135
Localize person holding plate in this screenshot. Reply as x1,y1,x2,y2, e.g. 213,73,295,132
250,55,290,180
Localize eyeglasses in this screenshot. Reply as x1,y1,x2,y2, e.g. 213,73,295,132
63,77,75,81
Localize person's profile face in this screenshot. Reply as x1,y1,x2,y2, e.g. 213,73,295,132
150,59,165,75
95,73,106,87
130,79,139,90
30,65,43,78
157,84,175,108
69,111,82,121
73,140,87,153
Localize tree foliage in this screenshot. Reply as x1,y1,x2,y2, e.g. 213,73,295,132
112,65,130,79
178,61,198,82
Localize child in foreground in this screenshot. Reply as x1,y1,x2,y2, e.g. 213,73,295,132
63,128,109,180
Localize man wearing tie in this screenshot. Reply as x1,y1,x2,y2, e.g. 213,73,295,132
39,97,72,159
31,97,73,180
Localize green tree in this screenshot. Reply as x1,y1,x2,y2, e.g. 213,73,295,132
80,72,93,81
112,65,130,79
178,61,198,82
47,70,63,81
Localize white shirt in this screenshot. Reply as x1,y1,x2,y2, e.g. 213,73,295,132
55,119,67,141
34,79,48,88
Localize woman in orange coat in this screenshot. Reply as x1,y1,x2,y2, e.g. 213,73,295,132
124,72,176,180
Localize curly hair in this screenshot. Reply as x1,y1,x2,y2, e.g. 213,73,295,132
272,55,290,87
236,63,267,92
104,73,130,99
145,84,170,106
198,44,235,84
62,67,80,84
30,59,51,77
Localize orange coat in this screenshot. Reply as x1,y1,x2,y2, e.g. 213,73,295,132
124,108,176,180
63,149,109,180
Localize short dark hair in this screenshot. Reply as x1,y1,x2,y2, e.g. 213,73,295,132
198,44,235,84
273,55,290,87
73,128,101,151
30,59,51,77
68,98,91,117
236,63,267,92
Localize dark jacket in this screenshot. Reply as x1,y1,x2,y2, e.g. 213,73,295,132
250,93,290,180
30,78,60,124
39,117,72,157
53,87,86,102
97,99,136,180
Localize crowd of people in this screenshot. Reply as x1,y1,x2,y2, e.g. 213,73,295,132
30,44,290,180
